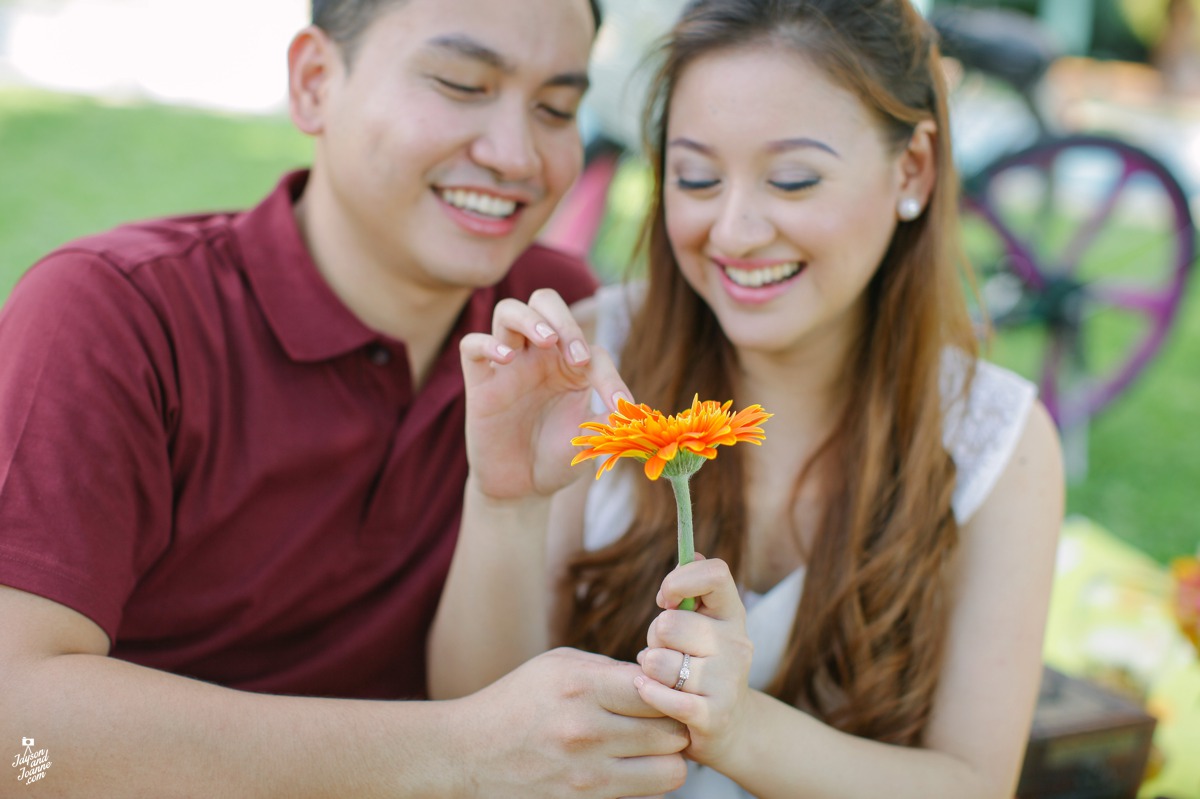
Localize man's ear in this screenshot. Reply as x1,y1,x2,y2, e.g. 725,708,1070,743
896,119,938,211
287,26,339,136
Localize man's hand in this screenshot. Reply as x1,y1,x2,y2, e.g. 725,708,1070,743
460,289,630,500
456,648,689,797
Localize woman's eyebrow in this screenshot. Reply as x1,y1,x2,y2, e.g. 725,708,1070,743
667,136,839,158
766,137,840,158
424,33,589,91
666,137,714,155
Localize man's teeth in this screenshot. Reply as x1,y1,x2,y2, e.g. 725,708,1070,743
441,189,518,219
723,262,802,288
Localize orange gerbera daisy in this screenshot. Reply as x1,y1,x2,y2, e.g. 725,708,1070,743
571,395,771,481
572,395,770,611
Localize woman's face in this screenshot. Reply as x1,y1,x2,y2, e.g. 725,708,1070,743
663,45,917,358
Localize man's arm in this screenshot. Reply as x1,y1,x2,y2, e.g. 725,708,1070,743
1,586,686,798
429,291,622,697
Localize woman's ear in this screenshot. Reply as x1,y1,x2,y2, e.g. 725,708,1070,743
895,119,938,219
287,26,340,136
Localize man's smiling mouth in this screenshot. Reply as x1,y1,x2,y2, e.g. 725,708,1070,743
438,189,521,219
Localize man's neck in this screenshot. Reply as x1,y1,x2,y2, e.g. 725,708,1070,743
293,185,473,389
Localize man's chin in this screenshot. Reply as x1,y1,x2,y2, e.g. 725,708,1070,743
432,250,526,291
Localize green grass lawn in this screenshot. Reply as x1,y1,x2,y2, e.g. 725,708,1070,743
0,89,312,295
1,87,1197,564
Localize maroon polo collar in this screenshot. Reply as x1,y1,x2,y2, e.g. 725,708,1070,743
232,171,378,362
232,170,500,364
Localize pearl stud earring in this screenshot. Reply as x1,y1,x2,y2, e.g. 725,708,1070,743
898,197,922,221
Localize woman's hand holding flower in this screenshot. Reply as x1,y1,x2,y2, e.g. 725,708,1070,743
635,556,755,771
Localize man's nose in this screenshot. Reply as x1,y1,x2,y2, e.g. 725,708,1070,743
470,101,540,182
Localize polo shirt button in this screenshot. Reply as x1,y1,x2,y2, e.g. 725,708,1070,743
368,345,392,366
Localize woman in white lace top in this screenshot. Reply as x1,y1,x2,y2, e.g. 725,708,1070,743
432,1,1065,797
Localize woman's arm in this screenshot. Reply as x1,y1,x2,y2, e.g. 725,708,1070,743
635,400,1064,798
428,292,621,698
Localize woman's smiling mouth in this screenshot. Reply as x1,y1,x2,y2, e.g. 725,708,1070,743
721,260,804,288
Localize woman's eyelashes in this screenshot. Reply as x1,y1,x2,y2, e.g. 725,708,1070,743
672,175,821,192
770,177,820,192
675,176,720,191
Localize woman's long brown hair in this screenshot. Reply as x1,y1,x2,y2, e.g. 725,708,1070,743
563,0,978,746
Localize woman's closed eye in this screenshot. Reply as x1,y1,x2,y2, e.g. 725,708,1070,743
770,177,820,192
675,177,720,191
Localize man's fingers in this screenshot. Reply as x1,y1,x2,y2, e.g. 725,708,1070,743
483,295,635,411
491,297,560,353
528,288,592,367
492,291,591,369
586,657,671,718
608,754,689,798
584,346,633,412
459,332,515,385
546,649,666,719
598,714,689,758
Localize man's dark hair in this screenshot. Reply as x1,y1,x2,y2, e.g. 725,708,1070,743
312,0,602,62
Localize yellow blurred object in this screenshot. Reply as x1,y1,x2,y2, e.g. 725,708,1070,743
1170,555,1200,654
1043,517,1200,799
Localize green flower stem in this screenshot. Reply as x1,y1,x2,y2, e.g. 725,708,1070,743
666,473,697,612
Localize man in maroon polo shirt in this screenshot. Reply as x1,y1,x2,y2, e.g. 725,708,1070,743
0,0,688,796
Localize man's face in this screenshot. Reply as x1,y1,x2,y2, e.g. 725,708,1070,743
306,0,594,291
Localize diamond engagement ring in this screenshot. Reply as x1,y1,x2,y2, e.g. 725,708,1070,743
673,653,692,691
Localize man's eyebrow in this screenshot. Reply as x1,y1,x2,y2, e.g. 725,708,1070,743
427,34,513,71
426,34,590,92
546,72,590,92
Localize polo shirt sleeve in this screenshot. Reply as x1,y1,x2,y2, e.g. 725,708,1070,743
0,251,175,642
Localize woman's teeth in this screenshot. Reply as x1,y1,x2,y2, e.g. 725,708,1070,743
723,262,802,288
440,189,518,219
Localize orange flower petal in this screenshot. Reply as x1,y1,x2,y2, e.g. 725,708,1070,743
644,454,668,480
571,397,772,480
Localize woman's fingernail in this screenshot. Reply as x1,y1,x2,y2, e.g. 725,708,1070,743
496,345,513,358
612,391,631,408
535,323,555,340
634,676,646,689
569,340,589,364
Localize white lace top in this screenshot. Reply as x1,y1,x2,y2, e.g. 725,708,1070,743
581,283,1037,798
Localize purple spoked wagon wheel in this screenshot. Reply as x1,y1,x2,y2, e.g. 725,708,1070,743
960,134,1195,429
